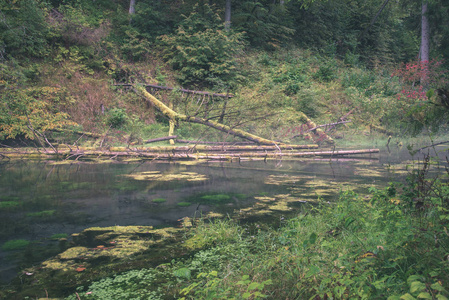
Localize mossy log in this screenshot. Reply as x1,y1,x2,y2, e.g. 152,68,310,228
0,147,379,161
135,85,282,145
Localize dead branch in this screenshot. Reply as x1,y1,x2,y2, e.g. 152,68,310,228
145,136,178,143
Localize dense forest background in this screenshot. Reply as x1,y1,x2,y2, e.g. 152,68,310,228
1,0,449,146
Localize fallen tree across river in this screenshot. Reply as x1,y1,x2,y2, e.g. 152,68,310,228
0,147,379,161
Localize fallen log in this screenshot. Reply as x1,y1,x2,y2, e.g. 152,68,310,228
175,139,255,145
115,83,234,98
0,147,379,161
145,136,178,143
135,85,282,145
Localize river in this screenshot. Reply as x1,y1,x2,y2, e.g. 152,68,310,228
0,143,446,286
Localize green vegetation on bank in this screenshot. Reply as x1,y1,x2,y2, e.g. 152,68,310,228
1,0,448,147
64,160,449,299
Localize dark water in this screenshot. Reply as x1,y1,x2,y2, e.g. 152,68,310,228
0,145,446,283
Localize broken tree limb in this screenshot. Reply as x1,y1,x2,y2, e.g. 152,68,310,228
291,120,352,138
115,83,234,98
135,85,282,146
145,136,178,143
289,112,335,145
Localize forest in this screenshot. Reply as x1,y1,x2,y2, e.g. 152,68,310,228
1,0,449,299
1,0,449,146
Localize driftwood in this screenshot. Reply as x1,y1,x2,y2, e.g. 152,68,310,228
115,83,233,98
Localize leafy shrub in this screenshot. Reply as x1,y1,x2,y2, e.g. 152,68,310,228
314,62,336,82
160,4,245,88
106,108,128,128
67,269,162,300
0,0,50,58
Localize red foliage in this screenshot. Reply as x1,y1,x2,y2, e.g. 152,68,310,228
391,59,448,102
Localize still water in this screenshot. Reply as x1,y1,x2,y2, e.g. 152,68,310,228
0,146,441,283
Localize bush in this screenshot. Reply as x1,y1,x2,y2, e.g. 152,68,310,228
106,108,128,128
160,4,245,89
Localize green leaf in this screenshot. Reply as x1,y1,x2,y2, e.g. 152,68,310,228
407,275,424,284
410,281,427,293
242,292,251,299
436,295,448,300
400,293,417,300
305,265,320,278
417,292,432,299
387,296,402,300
248,282,261,291
173,267,191,279
209,270,218,277
426,89,434,99
309,232,317,244
431,282,446,292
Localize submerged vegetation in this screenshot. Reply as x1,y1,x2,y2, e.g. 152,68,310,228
59,163,448,300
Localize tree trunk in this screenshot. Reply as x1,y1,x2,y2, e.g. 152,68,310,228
420,2,429,62
129,0,136,15
225,0,231,31
420,2,430,83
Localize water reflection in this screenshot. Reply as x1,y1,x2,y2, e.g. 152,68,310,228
0,146,435,283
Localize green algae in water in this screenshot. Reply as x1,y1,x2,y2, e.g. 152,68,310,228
26,210,56,217
152,198,166,203
0,201,21,210
50,233,69,240
2,239,30,251
177,202,192,207
200,194,231,203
